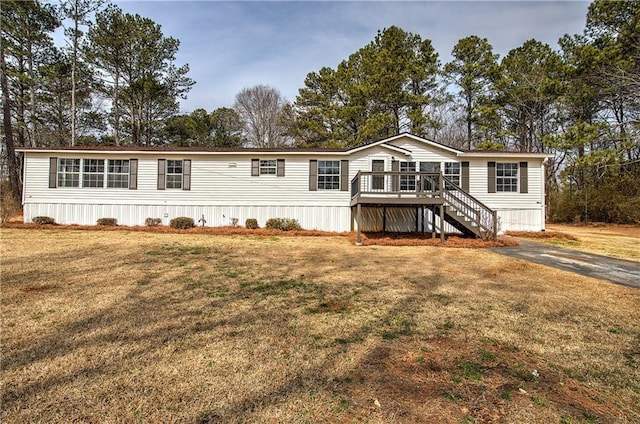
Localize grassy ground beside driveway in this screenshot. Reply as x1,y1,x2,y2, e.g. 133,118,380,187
509,224,640,262
2,228,639,423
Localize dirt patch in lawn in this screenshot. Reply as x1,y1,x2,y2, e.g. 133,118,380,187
2,229,639,423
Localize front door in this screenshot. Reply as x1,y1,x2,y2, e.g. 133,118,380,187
372,160,385,190
420,162,440,191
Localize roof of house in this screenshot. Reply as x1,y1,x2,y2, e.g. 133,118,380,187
15,133,552,158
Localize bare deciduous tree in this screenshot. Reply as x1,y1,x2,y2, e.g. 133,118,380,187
234,84,290,147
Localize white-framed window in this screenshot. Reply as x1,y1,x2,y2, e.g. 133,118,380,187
108,159,129,188
496,163,518,192
58,158,80,187
259,159,277,175
400,161,416,191
444,162,461,189
318,160,340,190
166,160,183,189
83,159,105,188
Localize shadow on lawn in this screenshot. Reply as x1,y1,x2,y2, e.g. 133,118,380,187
2,241,426,415
1,238,628,423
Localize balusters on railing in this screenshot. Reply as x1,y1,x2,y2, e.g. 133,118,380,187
351,173,360,198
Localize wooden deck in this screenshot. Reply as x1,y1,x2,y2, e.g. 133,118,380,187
350,171,498,243
350,171,445,207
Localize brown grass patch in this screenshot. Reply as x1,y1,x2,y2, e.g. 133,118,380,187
506,230,578,241
507,223,640,262
349,232,519,248
2,221,519,247
0,221,343,238
2,229,639,423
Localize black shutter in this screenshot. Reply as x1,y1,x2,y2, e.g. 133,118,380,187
519,161,528,194
251,159,259,176
309,160,317,191
488,161,496,193
49,157,57,188
129,159,138,190
183,159,191,190
157,159,166,190
461,161,469,191
277,159,285,177
340,160,349,191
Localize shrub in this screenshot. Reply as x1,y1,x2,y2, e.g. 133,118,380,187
145,217,162,226
32,216,56,225
97,217,117,226
170,216,194,229
245,218,259,229
265,218,302,231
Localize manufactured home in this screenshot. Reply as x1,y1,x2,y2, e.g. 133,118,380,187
17,134,551,237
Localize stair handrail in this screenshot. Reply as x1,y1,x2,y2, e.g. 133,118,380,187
441,175,497,239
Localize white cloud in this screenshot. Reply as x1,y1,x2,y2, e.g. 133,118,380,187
111,0,590,112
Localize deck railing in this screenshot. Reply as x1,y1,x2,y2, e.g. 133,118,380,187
351,171,498,239
440,175,497,239
351,171,443,198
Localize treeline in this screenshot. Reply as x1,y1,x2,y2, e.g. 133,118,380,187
1,0,639,223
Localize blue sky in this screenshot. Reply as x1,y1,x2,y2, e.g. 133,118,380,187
106,1,590,113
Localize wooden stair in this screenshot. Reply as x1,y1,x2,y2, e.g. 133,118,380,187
439,177,497,240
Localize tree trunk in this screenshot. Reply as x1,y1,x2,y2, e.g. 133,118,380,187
16,59,27,147
1,38,22,204
466,91,472,150
70,0,78,146
114,71,120,145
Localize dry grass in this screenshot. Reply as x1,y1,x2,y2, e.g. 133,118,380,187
3,221,517,248
2,228,639,423
508,223,640,262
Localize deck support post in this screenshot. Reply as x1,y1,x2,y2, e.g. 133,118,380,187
356,203,363,246
431,206,436,239
440,204,445,243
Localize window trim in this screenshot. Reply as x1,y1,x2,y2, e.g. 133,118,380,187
107,159,130,189
444,161,461,189
158,158,191,190
49,157,137,190
496,162,518,193
57,158,81,188
317,160,341,190
259,159,277,175
252,158,285,177
166,159,184,190
82,159,105,188
399,161,416,191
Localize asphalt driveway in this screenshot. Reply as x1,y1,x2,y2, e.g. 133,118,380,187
491,239,640,289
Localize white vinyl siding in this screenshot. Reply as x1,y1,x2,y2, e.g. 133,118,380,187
20,134,548,232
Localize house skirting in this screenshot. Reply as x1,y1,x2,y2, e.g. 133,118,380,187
23,203,545,233
23,203,352,232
